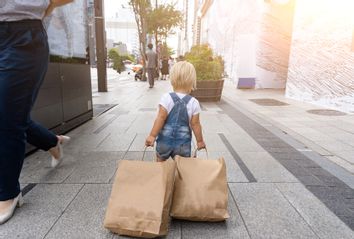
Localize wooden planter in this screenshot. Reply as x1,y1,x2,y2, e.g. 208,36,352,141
191,79,225,102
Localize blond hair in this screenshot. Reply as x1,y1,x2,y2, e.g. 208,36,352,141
170,61,196,92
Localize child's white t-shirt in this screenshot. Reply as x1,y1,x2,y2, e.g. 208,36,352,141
159,92,201,121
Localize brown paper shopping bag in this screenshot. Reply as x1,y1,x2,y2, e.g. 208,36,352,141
104,159,176,238
171,152,229,222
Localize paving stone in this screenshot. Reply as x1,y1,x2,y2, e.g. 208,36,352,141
315,174,348,187
255,140,290,148
297,175,326,186
222,134,265,153
64,151,124,183
333,150,354,164
20,150,78,183
276,183,354,238
208,151,249,183
237,152,298,183
315,141,354,152
66,132,111,152
125,114,156,134
0,184,83,239
180,189,250,239
122,151,155,161
306,186,347,201
96,132,136,152
270,152,308,160
45,184,113,239
263,146,299,153
277,163,311,177
229,183,317,239
100,114,138,135
69,113,117,135
306,167,334,177
325,156,354,174
203,133,230,152
340,216,354,230
321,199,354,217
293,158,320,168
128,133,154,151
201,114,230,133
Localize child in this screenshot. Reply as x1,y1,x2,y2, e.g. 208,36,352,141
145,61,206,161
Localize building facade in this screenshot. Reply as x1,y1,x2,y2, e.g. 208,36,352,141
195,0,354,113
104,3,139,56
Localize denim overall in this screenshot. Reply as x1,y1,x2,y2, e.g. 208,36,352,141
156,93,192,160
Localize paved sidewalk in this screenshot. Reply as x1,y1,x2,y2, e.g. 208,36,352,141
1,69,354,239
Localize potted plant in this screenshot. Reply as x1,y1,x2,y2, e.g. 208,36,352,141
185,44,225,102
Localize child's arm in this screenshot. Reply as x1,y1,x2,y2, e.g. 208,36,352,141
191,114,206,150
145,105,168,146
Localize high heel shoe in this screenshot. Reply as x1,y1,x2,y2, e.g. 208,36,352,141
51,135,71,168
0,192,23,225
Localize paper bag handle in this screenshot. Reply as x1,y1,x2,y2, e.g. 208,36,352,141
193,147,209,159
142,146,158,162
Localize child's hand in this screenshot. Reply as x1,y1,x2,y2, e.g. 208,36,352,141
145,135,156,147
197,141,206,150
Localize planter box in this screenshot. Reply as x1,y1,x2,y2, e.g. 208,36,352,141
191,79,224,102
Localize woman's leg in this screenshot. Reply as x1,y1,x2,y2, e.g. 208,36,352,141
0,21,49,202
26,120,58,152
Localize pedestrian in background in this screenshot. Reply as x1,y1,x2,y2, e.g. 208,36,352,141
160,56,169,80
145,43,158,88
168,56,175,72
0,0,72,225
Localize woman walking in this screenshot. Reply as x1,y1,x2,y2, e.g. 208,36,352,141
0,0,72,224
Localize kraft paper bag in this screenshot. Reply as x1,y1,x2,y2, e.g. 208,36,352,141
171,156,229,222
104,159,176,238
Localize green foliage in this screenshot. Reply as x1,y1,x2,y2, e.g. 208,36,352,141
185,45,224,81
124,54,136,63
108,48,134,74
160,43,175,58
147,4,183,39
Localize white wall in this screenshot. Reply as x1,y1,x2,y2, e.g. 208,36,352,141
200,0,262,84
200,0,295,88
286,0,354,113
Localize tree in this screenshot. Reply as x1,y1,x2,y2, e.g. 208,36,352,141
108,48,124,73
129,0,151,74
129,1,181,80
160,42,175,58
108,48,135,74
147,4,183,50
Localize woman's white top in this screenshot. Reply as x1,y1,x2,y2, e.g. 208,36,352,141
0,1,50,21
159,92,201,121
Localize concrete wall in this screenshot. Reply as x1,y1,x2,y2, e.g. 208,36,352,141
286,0,354,113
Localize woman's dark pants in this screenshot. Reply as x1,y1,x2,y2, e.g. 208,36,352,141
0,20,58,201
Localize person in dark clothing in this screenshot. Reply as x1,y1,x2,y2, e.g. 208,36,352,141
160,56,169,80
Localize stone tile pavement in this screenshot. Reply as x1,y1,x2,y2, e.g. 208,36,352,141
1,69,354,238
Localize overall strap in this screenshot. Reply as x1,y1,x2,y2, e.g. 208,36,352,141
169,92,181,103
181,94,192,104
